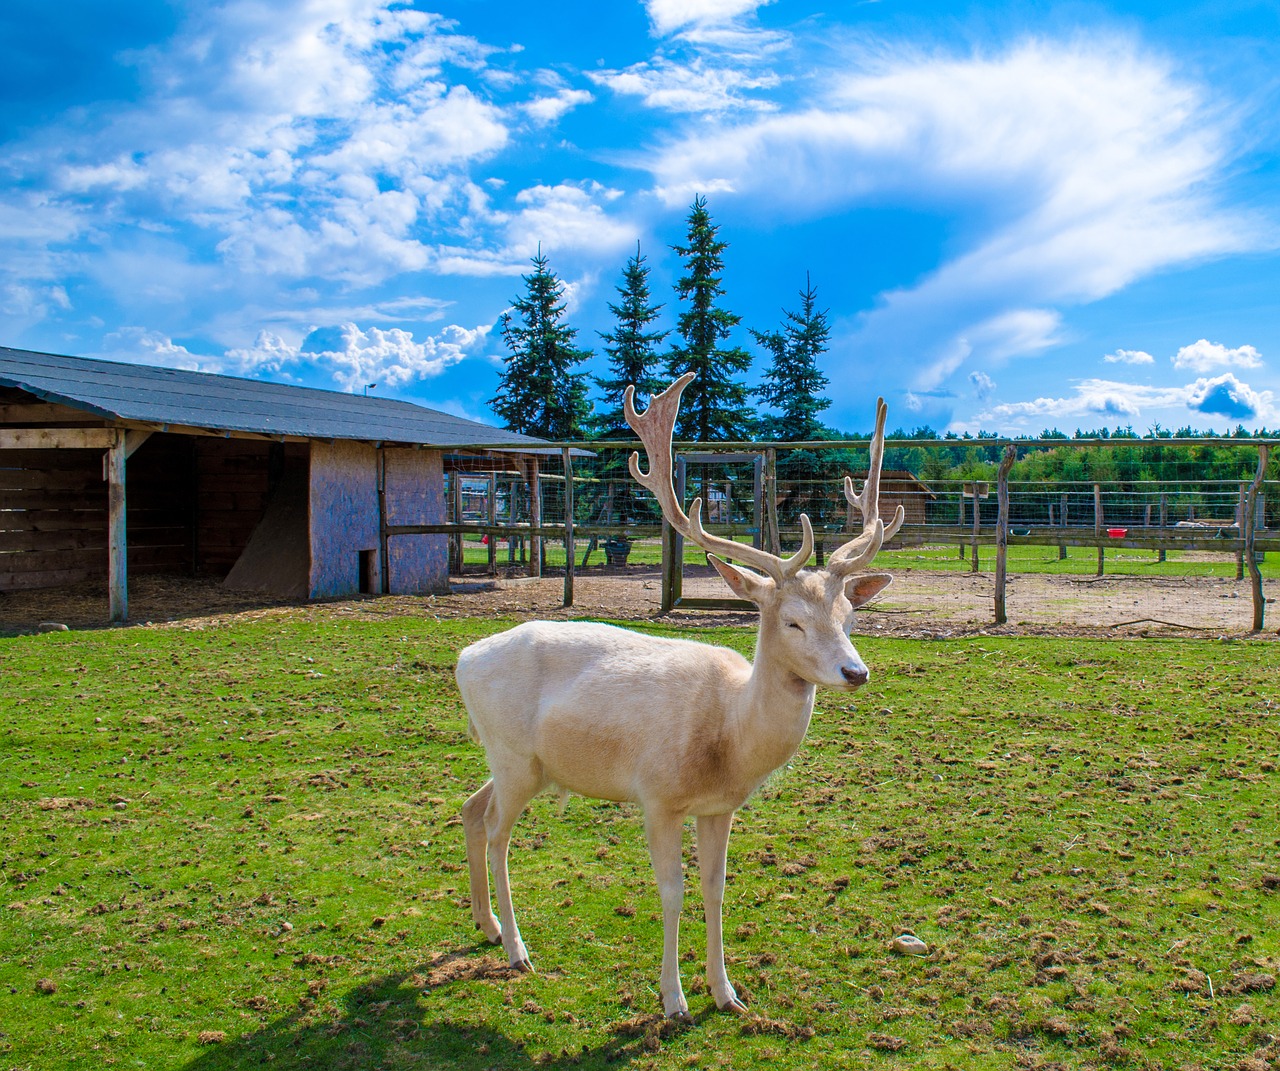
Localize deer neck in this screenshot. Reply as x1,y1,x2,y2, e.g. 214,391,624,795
733,623,816,778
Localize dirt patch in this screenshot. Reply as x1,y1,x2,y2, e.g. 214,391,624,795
0,559,1275,640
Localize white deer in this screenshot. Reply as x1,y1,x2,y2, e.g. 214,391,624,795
455,373,903,1019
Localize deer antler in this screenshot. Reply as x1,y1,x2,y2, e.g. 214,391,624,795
827,396,905,577
624,373,813,584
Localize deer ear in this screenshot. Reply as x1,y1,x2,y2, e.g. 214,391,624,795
844,572,892,609
707,554,774,604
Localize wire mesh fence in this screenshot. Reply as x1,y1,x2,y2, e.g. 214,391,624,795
439,437,1277,630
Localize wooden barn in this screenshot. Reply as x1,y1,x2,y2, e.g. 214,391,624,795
848,469,937,531
0,346,546,620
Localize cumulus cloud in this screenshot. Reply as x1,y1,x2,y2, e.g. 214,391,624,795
1185,372,1271,420
225,321,490,392
972,373,1275,430
1103,348,1155,364
99,327,208,370
648,37,1263,391
522,88,595,125
1171,338,1263,372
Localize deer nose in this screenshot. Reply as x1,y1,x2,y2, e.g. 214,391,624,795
841,665,869,687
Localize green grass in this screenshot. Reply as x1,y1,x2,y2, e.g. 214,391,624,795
1,617,1278,1070
465,537,1279,581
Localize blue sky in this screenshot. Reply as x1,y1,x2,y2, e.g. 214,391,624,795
3,0,1279,436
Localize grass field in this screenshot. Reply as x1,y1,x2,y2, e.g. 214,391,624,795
465,538,1279,581
1,616,1277,1070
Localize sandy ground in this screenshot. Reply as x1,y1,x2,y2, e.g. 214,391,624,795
1,558,1275,640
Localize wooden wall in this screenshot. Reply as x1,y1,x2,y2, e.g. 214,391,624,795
309,440,379,599
384,447,448,594
0,447,108,590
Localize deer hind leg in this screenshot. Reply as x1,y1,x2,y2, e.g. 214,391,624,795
483,763,544,972
645,808,690,1019
462,780,501,944
697,812,746,1013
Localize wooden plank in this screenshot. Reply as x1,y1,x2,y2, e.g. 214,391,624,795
0,428,119,450
0,529,109,553
0,565,99,591
0,402,98,423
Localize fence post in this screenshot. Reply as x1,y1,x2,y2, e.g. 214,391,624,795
562,446,575,608
970,487,981,573
1245,444,1270,631
448,471,464,575
107,431,128,623
957,489,965,558
994,446,1016,625
1093,484,1104,576
764,447,780,556
1059,492,1068,560
486,474,497,575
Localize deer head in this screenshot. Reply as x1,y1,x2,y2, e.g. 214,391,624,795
624,373,902,691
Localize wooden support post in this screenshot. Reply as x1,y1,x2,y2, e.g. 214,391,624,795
1059,492,1068,560
994,446,1016,625
562,447,575,608
448,471,464,574
764,447,780,556
1094,483,1104,576
958,489,965,558
106,432,128,623
660,457,687,612
528,457,542,578
1245,444,1270,631
1159,493,1168,562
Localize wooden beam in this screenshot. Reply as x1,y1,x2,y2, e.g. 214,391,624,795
124,429,153,459
106,433,128,622
0,427,119,450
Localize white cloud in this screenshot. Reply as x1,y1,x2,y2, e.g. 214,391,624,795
1103,348,1156,364
970,371,995,399
1170,338,1263,372
649,36,1265,391
589,57,780,114
522,88,594,125
225,321,491,391
970,373,1275,430
645,0,774,36
99,327,208,370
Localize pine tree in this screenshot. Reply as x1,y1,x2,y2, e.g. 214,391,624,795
752,274,832,442
665,195,754,442
593,243,668,439
490,250,591,440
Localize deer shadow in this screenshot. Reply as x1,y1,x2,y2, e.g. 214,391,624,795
179,943,696,1071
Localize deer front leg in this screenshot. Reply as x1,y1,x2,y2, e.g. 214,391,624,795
697,811,747,1013
645,809,689,1019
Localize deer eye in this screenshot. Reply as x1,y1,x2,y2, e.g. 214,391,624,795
787,621,804,632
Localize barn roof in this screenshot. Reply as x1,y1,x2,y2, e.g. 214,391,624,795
0,345,549,449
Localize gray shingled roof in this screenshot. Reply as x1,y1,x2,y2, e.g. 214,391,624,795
0,346,549,448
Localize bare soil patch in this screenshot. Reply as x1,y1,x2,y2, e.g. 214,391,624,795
0,560,1274,639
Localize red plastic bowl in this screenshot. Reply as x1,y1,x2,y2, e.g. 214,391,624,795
1107,528,1127,538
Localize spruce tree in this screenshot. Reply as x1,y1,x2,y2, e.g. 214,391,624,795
752,273,832,442
665,195,754,442
593,243,668,439
490,250,591,440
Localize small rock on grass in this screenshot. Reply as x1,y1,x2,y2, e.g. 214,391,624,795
37,622,69,633
889,934,928,955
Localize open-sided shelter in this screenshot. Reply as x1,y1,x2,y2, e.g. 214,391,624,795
0,346,547,620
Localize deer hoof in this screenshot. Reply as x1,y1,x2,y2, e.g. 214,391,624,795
716,994,749,1015
511,956,535,973
666,1009,693,1023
